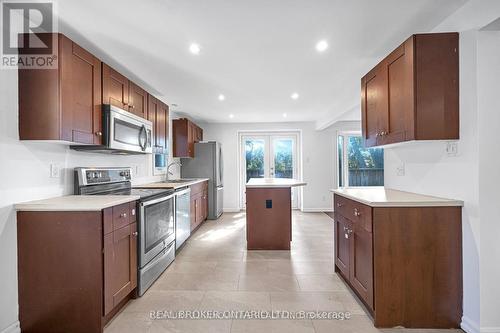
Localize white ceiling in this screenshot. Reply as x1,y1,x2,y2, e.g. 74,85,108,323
56,0,468,126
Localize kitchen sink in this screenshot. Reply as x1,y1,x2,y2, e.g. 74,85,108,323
164,178,197,183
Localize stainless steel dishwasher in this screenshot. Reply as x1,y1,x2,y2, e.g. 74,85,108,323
175,187,191,250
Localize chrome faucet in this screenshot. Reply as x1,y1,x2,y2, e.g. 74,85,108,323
166,161,182,180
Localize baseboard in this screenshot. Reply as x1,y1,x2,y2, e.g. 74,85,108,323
223,208,242,213
461,316,480,333
300,208,333,212
0,321,20,333
481,327,500,333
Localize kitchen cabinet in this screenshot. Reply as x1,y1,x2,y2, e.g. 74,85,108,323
17,201,138,333
129,82,148,119
189,180,209,231
102,63,130,111
333,193,462,328
18,33,102,144
148,95,169,153
361,33,459,147
173,118,204,158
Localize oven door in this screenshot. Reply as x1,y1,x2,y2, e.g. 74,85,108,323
105,105,153,154
139,194,175,267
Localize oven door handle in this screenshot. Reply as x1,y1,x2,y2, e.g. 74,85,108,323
140,194,175,207
138,125,147,151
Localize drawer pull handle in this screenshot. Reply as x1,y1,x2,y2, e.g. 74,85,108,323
353,208,361,217
120,213,128,218
131,208,136,216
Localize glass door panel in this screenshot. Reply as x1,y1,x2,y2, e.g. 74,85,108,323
244,138,267,182
271,138,294,179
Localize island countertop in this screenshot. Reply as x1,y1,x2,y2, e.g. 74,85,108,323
246,178,307,188
331,187,463,207
15,195,140,211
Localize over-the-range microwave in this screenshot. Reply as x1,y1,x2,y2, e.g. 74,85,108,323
71,104,153,154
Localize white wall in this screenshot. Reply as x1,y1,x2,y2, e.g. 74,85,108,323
0,69,178,332
476,31,500,332
203,121,360,212
384,12,500,333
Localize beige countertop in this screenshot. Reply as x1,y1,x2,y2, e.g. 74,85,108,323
331,187,463,207
135,178,210,189
246,178,307,188
15,195,140,212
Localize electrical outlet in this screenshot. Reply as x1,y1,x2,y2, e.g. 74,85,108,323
446,142,458,157
396,162,405,176
50,163,61,178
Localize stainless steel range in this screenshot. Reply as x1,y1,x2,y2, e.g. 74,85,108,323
74,167,175,296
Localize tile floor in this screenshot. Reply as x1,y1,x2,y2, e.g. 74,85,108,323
105,211,463,333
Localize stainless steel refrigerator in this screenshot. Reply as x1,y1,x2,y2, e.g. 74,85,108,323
181,141,223,219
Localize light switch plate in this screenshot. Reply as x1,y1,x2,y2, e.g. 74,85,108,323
396,162,405,176
50,163,61,178
446,142,458,157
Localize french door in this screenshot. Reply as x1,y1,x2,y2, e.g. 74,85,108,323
240,132,299,209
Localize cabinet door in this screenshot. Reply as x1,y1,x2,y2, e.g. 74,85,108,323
156,102,169,151
104,223,137,315
202,189,208,220
334,215,350,278
378,38,414,145
361,65,387,148
350,223,373,310
188,122,195,157
195,195,204,225
102,64,130,110
60,35,102,144
190,196,197,231
195,126,203,142
129,82,148,119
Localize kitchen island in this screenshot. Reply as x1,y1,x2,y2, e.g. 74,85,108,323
246,178,306,250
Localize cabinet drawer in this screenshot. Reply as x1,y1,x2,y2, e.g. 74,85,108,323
112,203,131,231
334,194,372,232
190,181,208,196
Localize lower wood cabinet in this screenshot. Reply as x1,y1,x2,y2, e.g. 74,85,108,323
17,201,138,333
333,194,462,328
189,181,209,231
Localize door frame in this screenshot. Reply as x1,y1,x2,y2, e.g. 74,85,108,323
237,130,302,210
336,130,369,188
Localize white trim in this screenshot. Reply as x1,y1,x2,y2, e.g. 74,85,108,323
461,316,480,333
481,328,500,333
301,208,333,212
223,208,242,213
0,321,20,333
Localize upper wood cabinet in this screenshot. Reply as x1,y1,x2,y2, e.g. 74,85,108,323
129,82,148,119
18,33,102,144
18,33,173,148
148,95,169,153
102,64,149,119
173,118,204,158
361,33,459,147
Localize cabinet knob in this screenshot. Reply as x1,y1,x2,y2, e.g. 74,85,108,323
131,209,135,216
129,105,135,109
120,213,128,218
337,203,343,207
353,208,361,217
132,231,138,237
95,131,102,136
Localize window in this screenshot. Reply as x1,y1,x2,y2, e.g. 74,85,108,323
337,133,384,187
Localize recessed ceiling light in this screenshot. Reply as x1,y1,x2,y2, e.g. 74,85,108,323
283,113,287,118
229,114,234,119
189,43,201,55
316,40,328,52
291,92,299,100
218,94,225,101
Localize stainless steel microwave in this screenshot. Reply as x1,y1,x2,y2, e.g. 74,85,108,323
71,105,153,154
